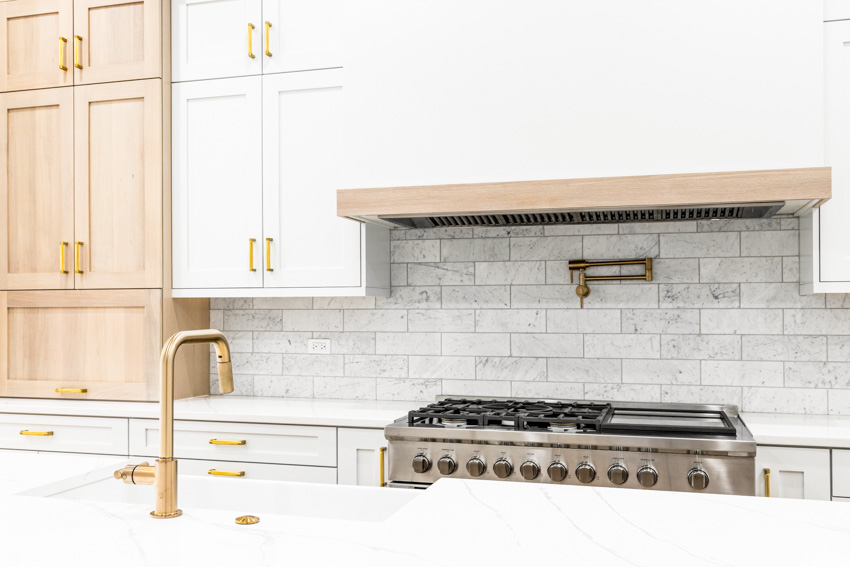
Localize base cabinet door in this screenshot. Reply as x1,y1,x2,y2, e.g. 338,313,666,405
833,449,850,498
261,0,343,74
755,446,831,501
337,427,386,487
0,290,162,400
0,0,73,91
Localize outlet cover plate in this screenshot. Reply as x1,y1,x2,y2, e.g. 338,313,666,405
308,339,331,354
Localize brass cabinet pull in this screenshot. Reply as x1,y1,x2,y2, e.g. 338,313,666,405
248,23,256,58
249,238,257,271
59,37,68,70
209,439,246,445
75,242,83,273
20,430,53,436
55,388,87,393
59,242,69,274
265,238,273,272
264,21,271,56
208,469,245,477
764,468,771,497
74,35,83,69
379,446,387,487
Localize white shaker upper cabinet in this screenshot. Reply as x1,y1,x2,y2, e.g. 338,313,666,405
172,0,262,82
262,69,360,288
261,0,344,74
172,76,264,289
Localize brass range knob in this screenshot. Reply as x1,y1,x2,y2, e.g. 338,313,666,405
637,465,658,487
575,462,596,484
520,461,540,480
411,454,431,474
437,456,456,475
688,467,710,490
493,459,513,478
466,457,486,477
547,462,567,482
607,463,628,485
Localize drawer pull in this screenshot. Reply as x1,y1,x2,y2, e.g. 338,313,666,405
74,35,83,69
20,430,54,436
264,21,271,56
209,439,246,445
379,446,387,487
248,22,256,58
208,469,245,477
55,388,87,393
59,37,68,71
764,468,771,498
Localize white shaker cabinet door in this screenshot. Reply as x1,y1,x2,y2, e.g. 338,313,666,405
262,69,360,288
172,76,264,289
261,0,344,74
755,446,831,501
337,428,386,487
172,0,262,82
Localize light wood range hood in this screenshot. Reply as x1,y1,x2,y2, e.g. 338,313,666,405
337,167,831,228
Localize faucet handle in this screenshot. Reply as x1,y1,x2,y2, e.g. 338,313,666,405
114,462,155,485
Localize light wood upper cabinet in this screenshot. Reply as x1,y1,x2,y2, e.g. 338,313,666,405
74,79,163,289
73,0,162,85
0,0,73,91
261,0,343,75
0,87,75,290
0,290,162,400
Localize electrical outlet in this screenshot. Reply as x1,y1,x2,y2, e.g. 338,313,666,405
308,339,331,354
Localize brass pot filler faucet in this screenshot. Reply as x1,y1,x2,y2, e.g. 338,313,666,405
114,330,234,519
569,257,653,308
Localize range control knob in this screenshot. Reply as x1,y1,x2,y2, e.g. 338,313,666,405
466,457,486,477
547,462,568,482
688,467,710,490
412,454,431,474
637,465,658,488
437,456,456,475
607,463,629,485
493,459,513,478
520,461,540,480
575,462,596,484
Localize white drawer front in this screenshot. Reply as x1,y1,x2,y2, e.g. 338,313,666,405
833,449,850,497
129,419,337,466
162,458,337,483
0,414,128,455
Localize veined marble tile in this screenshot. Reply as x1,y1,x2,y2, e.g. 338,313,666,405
511,382,584,399
443,286,510,309
660,232,739,258
344,310,407,332
742,335,826,361
231,353,283,375
697,218,781,232
661,335,740,360
701,361,784,387
409,356,475,380
544,224,617,236
475,261,545,285
619,221,696,234
698,258,782,283
390,264,408,286
659,284,739,308
829,336,850,361
312,296,376,310
476,309,545,333
252,375,313,398
585,334,660,359
743,387,827,414
407,262,475,285
826,294,850,308
740,230,798,257
546,310,621,333
393,227,472,240
476,357,547,381
583,234,659,260
785,362,850,389
314,377,376,400
252,297,312,309
211,298,252,309
621,309,700,334
224,309,282,331
509,236,582,261
441,238,509,262
391,240,439,263
220,330,253,353
252,331,311,354
280,310,342,332
210,373,254,396
661,385,742,407
700,309,783,335
408,309,475,332
785,309,850,335
377,379,441,401
829,389,850,415
210,309,223,329
548,358,621,383
376,332,441,355
510,334,583,358
782,257,799,283
281,354,344,377
621,259,699,284
622,359,700,384
473,226,544,238
313,332,375,355
585,384,661,403
441,380,512,398
344,355,408,378
740,283,825,308
375,287,441,309
442,333,511,356
781,217,799,230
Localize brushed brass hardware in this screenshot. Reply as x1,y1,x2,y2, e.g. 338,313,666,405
264,21,272,56
235,515,260,525
74,35,83,69
20,430,53,436
209,439,246,445
249,238,257,271
59,37,68,70
248,23,256,58
265,238,273,272
208,469,245,477
568,257,653,308
55,388,87,393
764,468,771,497
59,242,69,274
114,330,233,519
379,446,387,487
75,242,83,273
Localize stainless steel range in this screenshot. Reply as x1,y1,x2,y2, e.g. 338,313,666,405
385,398,756,495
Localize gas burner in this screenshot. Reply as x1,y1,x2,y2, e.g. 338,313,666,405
441,417,469,428
548,422,578,433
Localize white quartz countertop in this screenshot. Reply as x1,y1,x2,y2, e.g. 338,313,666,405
0,450,126,496
742,412,850,449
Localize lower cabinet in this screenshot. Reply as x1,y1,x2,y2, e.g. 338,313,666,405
832,449,850,499
337,427,387,487
169,458,337,484
0,414,128,455
755,446,831,501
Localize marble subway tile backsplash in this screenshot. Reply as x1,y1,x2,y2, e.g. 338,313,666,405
211,219,850,415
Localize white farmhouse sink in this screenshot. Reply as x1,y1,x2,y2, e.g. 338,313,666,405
33,467,419,522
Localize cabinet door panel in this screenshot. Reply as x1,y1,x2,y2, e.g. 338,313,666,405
0,290,162,400
172,0,262,82
73,0,161,85
263,69,360,288
337,427,386,487
0,0,73,91
755,446,831,501
261,0,343,74
0,88,75,290
172,76,263,289
74,80,163,289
